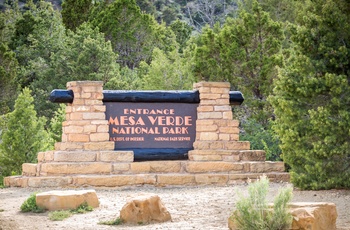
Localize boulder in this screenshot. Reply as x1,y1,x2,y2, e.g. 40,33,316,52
120,193,171,224
289,202,337,230
228,202,337,230
36,189,99,211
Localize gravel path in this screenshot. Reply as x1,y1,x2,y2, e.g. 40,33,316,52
0,183,349,229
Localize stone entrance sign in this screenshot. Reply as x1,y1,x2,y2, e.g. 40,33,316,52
106,102,197,149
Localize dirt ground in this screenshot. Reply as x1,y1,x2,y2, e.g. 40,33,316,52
0,183,349,230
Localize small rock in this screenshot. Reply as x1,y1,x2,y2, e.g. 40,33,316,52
120,193,171,224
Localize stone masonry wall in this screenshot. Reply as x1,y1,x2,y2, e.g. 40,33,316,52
55,81,114,151
188,82,255,161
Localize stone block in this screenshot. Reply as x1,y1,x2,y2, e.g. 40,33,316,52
130,162,151,173
186,162,243,173
197,106,214,112
198,112,223,119
195,174,228,185
90,133,109,142
112,163,130,172
40,162,112,175
27,176,73,187
249,162,285,173
53,151,96,162
211,87,230,94
156,174,195,186
22,163,37,176
98,151,134,162
55,142,84,151
214,105,231,112
224,141,250,150
64,126,84,134
72,175,156,187
91,105,106,112
68,134,90,142
83,141,114,150
97,124,109,133
120,193,171,224
219,127,240,134
199,132,219,141
240,150,266,161
82,112,105,120
196,125,218,132
149,161,182,173
37,151,54,162
36,190,99,211
83,125,97,133
189,154,222,161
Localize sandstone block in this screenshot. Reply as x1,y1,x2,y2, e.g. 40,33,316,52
64,126,84,134
83,124,97,133
211,87,230,94
82,112,105,120
22,163,37,176
198,112,223,119
197,106,214,112
28,176,73,187
249,162,285,173
68,134,89,142
84,141,114,150
223,111,233,119
199,132,219,141
224,141,250,150
40,162,112,175
157,174,195,186
53,151,96,162
55,142,84,151
36,190,99,211
112,163,130,172
149,161,182,173
195,174,228,185
98,151,134,162
240,150,266,161
90,133,109,142
73,175,156,187
120,193,171,224
130,162,151,173
186,162,243,173
289,202,337,230
189,154,222,161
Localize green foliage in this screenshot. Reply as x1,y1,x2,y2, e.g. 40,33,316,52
270,0,350,189
20,193,45,213
233,175,293,230
0,88,50,178
140,48,195,90
89,0,161,69
71,202,93,214
194,0,284,127
99,217,123,225
47,104,65,147
240,119,282,161
48,202,93,221
48,210,72,221
61,0,92,31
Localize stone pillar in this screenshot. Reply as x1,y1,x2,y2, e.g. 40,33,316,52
55,81,114,151
188,82,251,161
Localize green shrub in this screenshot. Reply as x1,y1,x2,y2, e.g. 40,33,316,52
20,193,45,213
98,217,123,225
48,210,72,221
48,202,93,221
233,175,293,230
240,119,282,161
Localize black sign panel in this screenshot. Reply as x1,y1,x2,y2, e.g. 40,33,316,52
105,102,198,150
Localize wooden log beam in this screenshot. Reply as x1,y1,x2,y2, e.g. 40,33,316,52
49,89,244,105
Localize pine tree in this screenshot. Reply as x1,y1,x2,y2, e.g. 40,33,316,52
61,0,92,31
270,0,350,189
0,88,50,178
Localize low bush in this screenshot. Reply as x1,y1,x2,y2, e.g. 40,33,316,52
20,193,45,213
232,175,293,230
